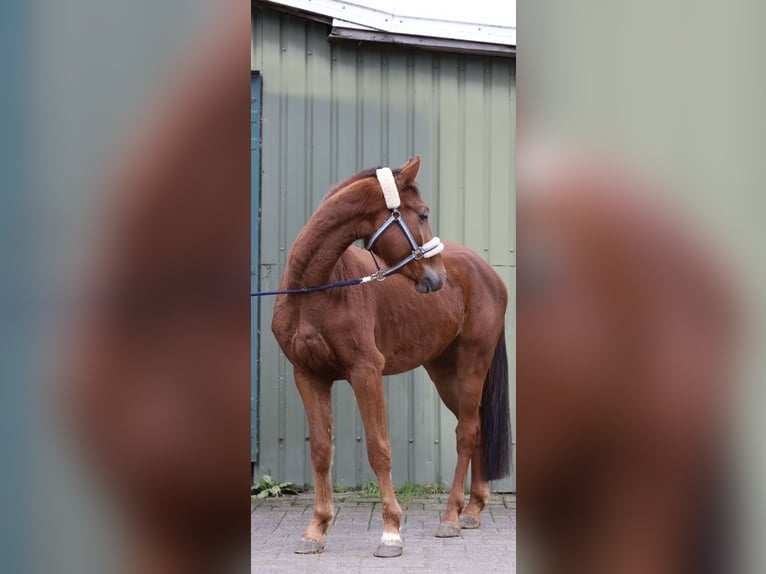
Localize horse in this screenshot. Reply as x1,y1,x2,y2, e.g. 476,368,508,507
270,157,511,558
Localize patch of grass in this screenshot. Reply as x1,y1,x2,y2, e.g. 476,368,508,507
359,480,381,498
397,481,447,503
302,481,454,502
355,480,447,502
251,474,298,499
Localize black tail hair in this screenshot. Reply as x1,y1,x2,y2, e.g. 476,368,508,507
480,328,512,481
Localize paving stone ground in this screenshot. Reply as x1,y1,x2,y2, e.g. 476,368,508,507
252,492,516,573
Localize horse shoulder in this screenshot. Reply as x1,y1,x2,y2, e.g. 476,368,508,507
444,243,508,301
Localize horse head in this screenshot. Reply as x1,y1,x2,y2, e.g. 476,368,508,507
365,157,447,293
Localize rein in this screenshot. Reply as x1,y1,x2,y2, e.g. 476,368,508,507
251,167,443,297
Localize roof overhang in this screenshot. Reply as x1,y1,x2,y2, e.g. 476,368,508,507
255,0,515,57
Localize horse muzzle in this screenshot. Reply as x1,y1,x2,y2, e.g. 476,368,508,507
417,267,446,293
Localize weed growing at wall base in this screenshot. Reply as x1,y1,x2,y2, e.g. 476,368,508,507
251,475,298,499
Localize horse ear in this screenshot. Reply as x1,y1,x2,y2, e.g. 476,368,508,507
399,156,421,185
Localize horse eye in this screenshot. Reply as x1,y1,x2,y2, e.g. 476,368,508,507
419,213,429,222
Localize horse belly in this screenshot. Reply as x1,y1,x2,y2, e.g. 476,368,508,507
382,343,452,375
378,305,462,375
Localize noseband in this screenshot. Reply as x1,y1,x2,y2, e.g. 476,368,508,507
364,167,444,280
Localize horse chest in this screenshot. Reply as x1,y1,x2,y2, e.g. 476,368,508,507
286,322,338,372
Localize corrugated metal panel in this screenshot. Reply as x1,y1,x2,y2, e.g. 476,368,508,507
251,73,262,462
252,5,515,491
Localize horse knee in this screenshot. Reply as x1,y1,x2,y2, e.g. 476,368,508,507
366,440,392,475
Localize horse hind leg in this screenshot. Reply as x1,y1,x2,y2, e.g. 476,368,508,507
293,370,334,554
460,329,511,530
436,384,482,538
348,358,404,558
460,448,490,529
426,342,496,538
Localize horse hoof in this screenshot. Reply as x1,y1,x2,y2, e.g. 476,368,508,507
294,538,325,554
460,515,481,529
435,521,461,538
373,543,403,558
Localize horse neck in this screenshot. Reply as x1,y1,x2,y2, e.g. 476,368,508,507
283,184,375,289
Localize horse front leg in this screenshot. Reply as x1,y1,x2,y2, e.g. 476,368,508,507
293,370,334,554
349,362,403,558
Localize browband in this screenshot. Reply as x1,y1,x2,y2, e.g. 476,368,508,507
376,167,401,209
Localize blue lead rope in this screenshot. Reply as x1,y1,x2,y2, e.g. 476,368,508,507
250,277,365,297
251,238,441,296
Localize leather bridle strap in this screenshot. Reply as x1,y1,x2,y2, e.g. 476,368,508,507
366,168,445,267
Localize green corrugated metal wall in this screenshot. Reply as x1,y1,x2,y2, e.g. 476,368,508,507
252,5,516,492
251,73,262,462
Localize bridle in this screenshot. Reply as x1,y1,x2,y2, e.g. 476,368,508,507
251,166,444,296
364,167,444,281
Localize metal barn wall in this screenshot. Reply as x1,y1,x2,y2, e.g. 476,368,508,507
251,73,262,462
252,5,516,491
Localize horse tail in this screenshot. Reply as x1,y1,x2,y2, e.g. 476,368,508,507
480,327,511,482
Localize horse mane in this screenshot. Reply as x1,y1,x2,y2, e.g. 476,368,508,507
322,166,419,203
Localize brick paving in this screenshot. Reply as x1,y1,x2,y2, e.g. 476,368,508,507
251,492,516,573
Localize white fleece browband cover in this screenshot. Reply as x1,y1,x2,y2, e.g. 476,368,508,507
376,167,401,209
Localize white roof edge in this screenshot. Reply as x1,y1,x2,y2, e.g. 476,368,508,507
331,19,516,50
331,18,376,32
264,0,516,47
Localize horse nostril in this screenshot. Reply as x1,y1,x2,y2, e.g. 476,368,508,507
421,268,444,293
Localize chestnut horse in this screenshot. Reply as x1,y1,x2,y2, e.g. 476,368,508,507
270,157,511,558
